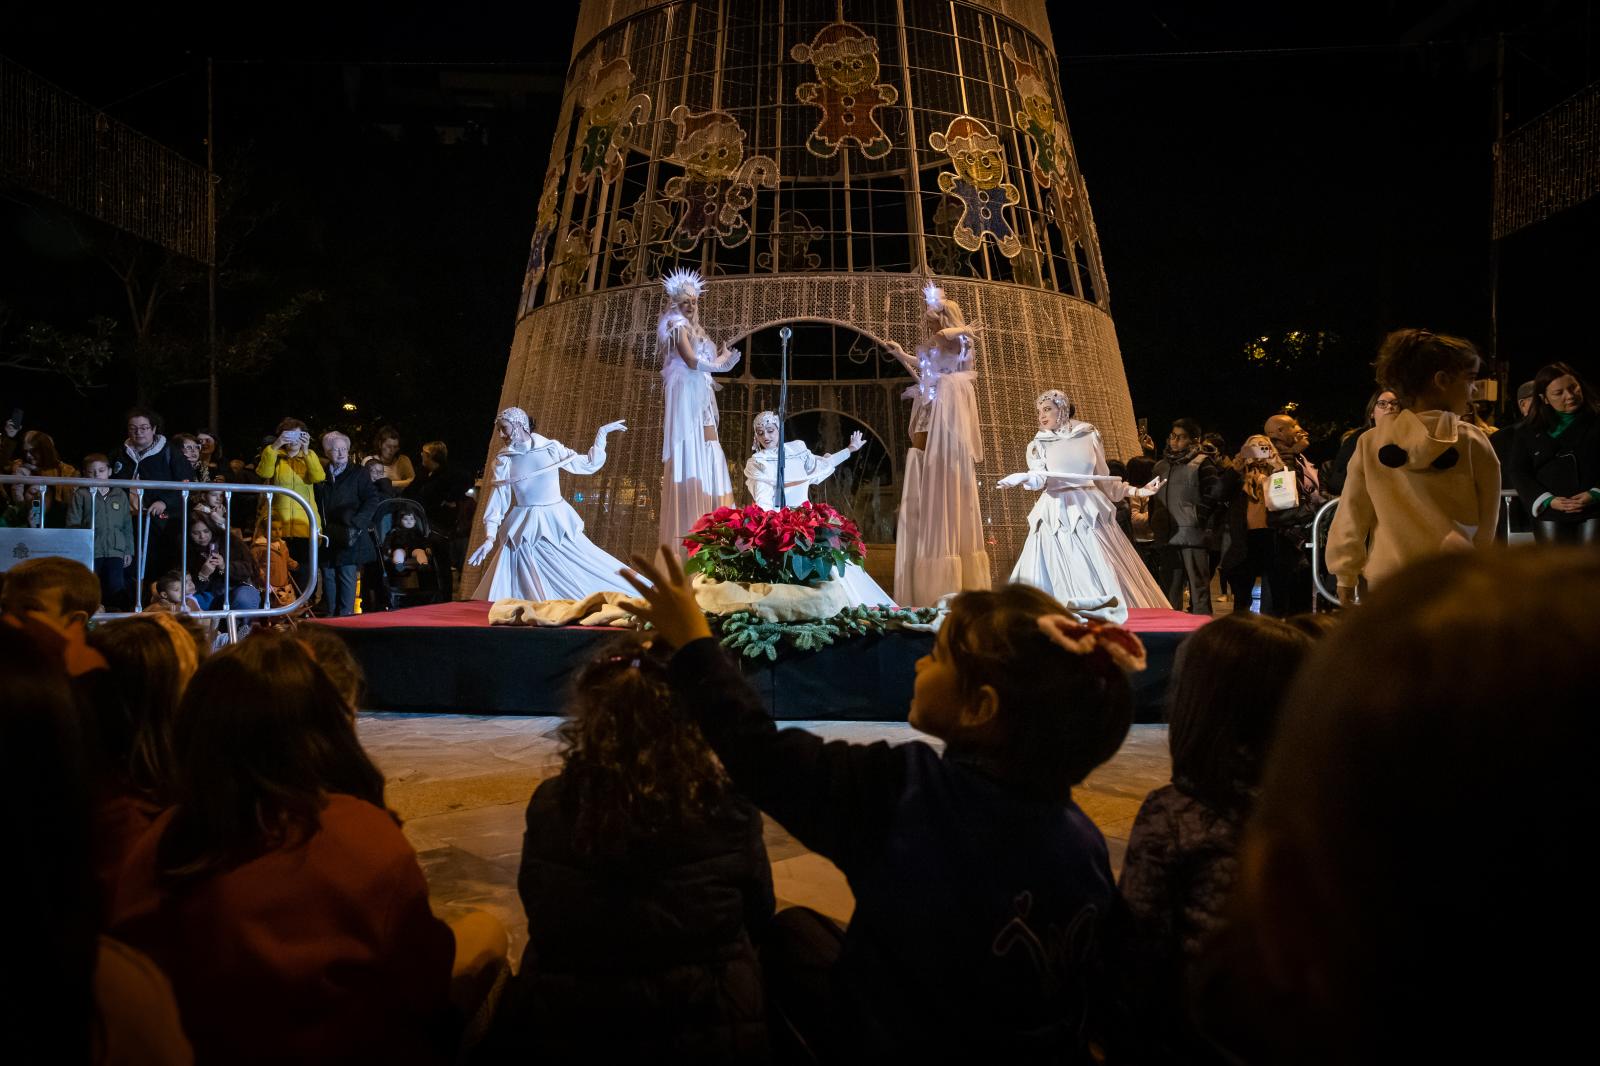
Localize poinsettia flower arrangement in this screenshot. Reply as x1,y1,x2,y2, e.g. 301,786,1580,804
682,502,867,585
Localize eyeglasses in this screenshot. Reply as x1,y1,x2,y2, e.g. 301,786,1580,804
1374,399,1401,410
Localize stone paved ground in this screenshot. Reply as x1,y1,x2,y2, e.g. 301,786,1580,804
359,715,1172,967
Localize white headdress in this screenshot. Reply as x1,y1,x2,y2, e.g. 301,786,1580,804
497,407,531,432
662,268,706,302
922,280,945,311
753,410,781,432
1036,389,1072,422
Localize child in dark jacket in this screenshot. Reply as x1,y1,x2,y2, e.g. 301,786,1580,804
481,634,773,1063
1116,612,1314,1063
622,549,1145,1064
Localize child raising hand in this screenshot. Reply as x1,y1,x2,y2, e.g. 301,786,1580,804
621,548,1145,1062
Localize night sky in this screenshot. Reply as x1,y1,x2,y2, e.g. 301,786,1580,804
4,1,1595,466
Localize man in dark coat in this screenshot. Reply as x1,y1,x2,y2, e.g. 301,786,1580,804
1491,381,1537,538
314,431,379,616
1151,418,1223,614
405,441,474,585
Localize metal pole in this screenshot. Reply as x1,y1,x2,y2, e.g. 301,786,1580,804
1489,33,1505,414
776,326,792,506
206,57,220,434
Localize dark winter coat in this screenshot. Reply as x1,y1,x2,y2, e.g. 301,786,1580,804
109,437,187,513
315,463,380,567
483,773,773,1063
669,638,1121,1063
1511,409,1600,525
405,463,474,536
1151,451,1223,548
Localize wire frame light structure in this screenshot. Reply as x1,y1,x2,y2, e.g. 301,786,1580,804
471,0,1142,585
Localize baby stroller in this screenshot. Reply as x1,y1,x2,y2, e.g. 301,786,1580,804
363,498,452,609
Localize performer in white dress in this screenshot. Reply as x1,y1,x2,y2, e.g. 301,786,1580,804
998,390,1170,623
467,407,633,601
883,281,992,607
657,268,742,553
744,410,895,607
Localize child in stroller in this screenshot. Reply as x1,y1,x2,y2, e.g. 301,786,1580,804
370,498,451,608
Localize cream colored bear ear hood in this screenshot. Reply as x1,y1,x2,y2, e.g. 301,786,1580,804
1373,409,1465,472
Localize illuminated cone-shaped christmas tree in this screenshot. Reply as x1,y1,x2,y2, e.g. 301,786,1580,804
468,0,1139,591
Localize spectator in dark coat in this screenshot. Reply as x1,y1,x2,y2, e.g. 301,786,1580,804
406,441,473,578
1151,419,1223,615
481,636,773,1063
315,432,380,617
1118,614,1314,1063
1490,380,1537,480
110,407,188,580
1511,361,1600,544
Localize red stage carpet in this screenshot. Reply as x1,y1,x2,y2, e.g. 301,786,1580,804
315,601,1207,721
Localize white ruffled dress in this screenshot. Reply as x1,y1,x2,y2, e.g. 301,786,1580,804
471,434,634,602
893,333,992,607
658,309,736,550
1006,423,1170,623
745,441,896,608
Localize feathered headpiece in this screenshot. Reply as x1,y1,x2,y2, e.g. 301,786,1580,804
662,267,705,302
922,280,945,311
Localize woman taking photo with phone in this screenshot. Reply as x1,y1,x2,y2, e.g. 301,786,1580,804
255,419,325,580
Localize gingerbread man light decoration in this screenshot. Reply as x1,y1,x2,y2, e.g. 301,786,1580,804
791,21,899,160
1003,42,1077,234
662,105,779,252
549,226,592,301
572,57,651,196
929,115,1022,258
518,159,565,316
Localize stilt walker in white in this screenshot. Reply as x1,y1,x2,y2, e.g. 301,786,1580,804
998,389,1169,623
657,268,742,553
744,410,895,607
883,281,992,607
467,407,634,601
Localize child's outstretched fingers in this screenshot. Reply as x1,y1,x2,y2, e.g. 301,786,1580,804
622,547,712,649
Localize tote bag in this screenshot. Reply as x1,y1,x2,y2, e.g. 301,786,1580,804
1265,468,1300,512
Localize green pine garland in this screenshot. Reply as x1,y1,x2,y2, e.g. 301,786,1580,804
713,604,943,661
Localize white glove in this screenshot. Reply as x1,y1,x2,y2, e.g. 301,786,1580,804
1128,476,1165,498
467,538,494,567
997,472,1045,491
596,420,627,442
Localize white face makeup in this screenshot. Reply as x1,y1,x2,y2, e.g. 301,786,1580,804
754,421,780,450
1036,403,1063,431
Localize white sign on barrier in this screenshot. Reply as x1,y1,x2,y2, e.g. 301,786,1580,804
0,528,96,572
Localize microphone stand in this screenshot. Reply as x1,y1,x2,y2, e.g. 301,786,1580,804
776,326,792,509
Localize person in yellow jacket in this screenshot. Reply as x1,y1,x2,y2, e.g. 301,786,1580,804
255,418,326,580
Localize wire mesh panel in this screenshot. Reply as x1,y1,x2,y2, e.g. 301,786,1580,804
475,0,1140,589
0,57,213,264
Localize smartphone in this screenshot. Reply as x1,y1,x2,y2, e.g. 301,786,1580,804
1136,417,1149,437
7,408,20,427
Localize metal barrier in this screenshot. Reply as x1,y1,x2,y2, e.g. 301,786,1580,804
0,473,320,635
1309,489,1528,607
1309,498,1342,608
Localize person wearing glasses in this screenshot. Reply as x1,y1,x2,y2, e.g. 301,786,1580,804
1321,389,1402,497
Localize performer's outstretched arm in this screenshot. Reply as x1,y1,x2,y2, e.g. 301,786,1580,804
466,452,513,566
560,419,627,476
